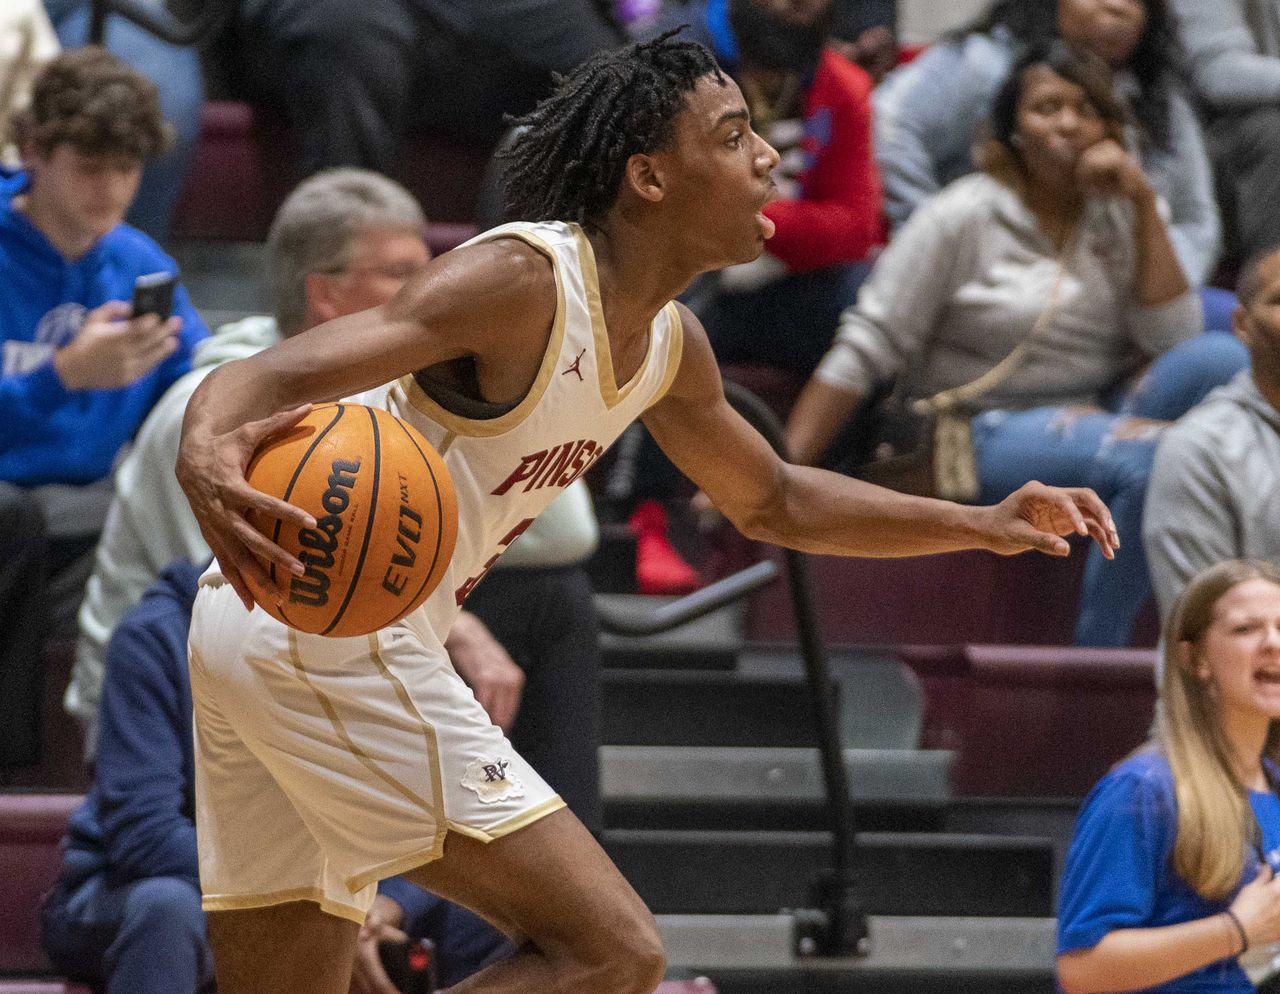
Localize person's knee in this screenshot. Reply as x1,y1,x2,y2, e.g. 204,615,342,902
574,907,666,994
120,877,205,942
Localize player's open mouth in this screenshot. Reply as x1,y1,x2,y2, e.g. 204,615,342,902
756,211,776,239
1255,668,1280,684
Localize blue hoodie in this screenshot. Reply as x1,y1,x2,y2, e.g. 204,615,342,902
0,169,207,486
61,560,202,891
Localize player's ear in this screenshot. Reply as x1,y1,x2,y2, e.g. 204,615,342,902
1234,302,1255,346
624,151,665,204
305,272,342,324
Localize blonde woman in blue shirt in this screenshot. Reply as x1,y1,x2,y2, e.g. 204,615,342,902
1058,560,1280,993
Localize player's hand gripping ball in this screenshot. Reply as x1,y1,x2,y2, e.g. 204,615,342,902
243,403,458,636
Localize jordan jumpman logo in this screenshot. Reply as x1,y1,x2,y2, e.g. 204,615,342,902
563,348,586,381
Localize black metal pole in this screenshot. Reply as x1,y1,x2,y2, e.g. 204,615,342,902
721,381,869,956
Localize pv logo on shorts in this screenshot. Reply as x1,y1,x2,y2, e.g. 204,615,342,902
461,756,526,804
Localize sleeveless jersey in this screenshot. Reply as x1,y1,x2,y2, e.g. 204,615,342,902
348,220,684,645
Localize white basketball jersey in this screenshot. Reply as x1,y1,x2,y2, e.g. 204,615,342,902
349,220,684,644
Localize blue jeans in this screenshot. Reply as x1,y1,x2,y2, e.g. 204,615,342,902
1201,286,1238,334
44,0,204,244
41,874,213,994
972,334,1250,646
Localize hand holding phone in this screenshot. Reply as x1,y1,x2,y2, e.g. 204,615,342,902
377,937,436,994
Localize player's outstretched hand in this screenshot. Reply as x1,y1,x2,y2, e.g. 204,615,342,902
977,481,1119,559
176,403,316,611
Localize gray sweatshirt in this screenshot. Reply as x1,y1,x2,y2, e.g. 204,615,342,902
1170,0,1280,110
873,29,1222,283
1143,372,1280,618
815,173,1203,410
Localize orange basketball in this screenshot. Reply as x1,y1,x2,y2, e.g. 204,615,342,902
243,402,458,637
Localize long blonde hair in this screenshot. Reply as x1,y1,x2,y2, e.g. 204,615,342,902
1158,559,1280,899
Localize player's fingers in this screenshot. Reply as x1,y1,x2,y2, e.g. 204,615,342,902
1014,520,1071,557
231,481,316,532
1081,518,1116,560
244,403,314,447
1069,488,1119,547
228,514,303,584
215,555,258,613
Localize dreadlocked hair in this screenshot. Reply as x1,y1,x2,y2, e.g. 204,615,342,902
501,28,723,230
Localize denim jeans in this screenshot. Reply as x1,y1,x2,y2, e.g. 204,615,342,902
41,874,213,994
44,0,204,244
972,333,1250,647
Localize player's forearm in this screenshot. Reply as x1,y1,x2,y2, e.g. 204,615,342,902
1056,916,1240,994
182,352,298,442
738,464,991,558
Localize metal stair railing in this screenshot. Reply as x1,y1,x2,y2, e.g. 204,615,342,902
593,379,871,959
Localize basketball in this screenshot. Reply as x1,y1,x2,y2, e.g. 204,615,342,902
243,402,458,637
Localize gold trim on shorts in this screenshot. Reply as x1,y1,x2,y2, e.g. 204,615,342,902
202,887,367,926
447,796,567,843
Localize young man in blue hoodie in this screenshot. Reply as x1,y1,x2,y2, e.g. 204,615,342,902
0,46,207,767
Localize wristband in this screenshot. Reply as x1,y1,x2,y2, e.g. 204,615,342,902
1224,909,1249,955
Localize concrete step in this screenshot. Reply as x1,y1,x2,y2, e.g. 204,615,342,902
600,745,951,807
605,829,1054,917
602,669,836,747
658,913,1055,976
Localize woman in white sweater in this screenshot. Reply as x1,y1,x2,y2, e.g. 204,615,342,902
786,41,1249,646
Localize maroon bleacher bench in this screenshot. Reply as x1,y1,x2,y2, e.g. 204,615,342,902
897,644,1157,797
0,793,89,993
171,101,491,242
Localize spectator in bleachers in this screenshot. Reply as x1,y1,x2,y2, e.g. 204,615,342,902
831,0,897,83
1145,247,1280,621
1057,559,1280,994
43,0,204,244
0,0,58,167
40,561,214,994
226,0,624,177
784,41,1249,647
1170,0,1280,270
874,0,1223,296
0,47,206,767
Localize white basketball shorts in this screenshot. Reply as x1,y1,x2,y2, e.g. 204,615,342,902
188,574,563,924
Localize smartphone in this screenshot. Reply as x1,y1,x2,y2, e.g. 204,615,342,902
130,271,178,320
378,937,436,994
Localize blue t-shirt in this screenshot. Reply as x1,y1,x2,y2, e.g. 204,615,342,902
0,168,207,486
1058,750,1280,993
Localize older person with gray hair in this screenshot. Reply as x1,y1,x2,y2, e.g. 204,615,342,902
69,167,432,748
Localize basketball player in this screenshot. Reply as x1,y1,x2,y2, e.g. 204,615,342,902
176,31,1119,994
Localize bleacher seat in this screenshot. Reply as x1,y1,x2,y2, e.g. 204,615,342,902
171,101,491,242
0,793,88,991
897,644,1157,797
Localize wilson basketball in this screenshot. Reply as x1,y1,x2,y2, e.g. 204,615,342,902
243,402,458,637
